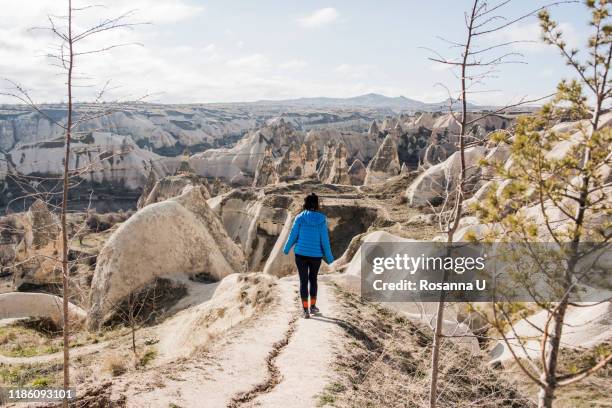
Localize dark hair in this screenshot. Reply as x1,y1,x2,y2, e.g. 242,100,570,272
303,193,319,211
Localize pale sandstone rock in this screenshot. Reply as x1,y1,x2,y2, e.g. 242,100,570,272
88,186,245,329
348,159,366,186
253,145,279,187
0,292,86,328
364,134,401,185
326,142,350,185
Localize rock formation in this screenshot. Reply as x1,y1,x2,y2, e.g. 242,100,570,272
11,200,62,289
208,190,293,271
336,230,479,350
276,142,304,181
348,159,366,186
138,173,211,209
305,128,380,164
317,142,335,182
364,135,401,185
303,139,318,178
190,119,300,181
368,120,380,136
490,301,612,365
9,132,169,190
27,199,59,248
137,166,158,209
326,142,350,184
431,113,462,141
410,112,435,130
421,141,455,167
253,145,279,187
0,292,87,328
0,105,258,156
405,146,487,206
381,116,399,131
262,212,298,278
157,273,278,360
88,186,246,329
391,122,403,138
175,153,196,175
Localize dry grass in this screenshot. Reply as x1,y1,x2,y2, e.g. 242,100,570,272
0,318,124,358
136,347,158,368
0,319,62,357
236,273,277,312
102,353,127,377
507,342,612,408
319,285,533,408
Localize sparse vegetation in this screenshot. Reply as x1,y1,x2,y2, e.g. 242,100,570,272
0,320,61,357
102,353,127,377
137,347,158,368
31,376,52,387
0,363,62,387
325,285,533,407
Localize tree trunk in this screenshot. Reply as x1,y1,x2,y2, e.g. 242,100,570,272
61,1,74,406
428,3,476,407
537,383,555,408
132,321,137,355
429,294,446,408
537,299,568,408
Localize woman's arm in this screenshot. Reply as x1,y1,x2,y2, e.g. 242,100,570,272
320,219,334,264
283,216,300,254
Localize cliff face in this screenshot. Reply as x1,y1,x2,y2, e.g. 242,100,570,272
252,145,279,187
9,131,169,190
189,119,302,180
0,105,258,154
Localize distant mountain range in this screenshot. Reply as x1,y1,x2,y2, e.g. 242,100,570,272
250,93,481,111
0,93,484,112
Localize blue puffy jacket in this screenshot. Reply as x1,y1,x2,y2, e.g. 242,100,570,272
283,210,334,264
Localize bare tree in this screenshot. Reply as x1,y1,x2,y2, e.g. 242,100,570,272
112,280,162,357
423,1,570,406
1,1,143,403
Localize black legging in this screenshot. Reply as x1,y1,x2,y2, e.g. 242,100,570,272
295,254,322,303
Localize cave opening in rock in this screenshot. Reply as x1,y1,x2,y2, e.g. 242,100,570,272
322,204,380,258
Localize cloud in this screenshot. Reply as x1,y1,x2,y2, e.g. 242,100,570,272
226,54,269,69
334,64,375,79
203,43,216,53
109,0,205,25
279,59,308,70
430,62,454,72
297,7,338,28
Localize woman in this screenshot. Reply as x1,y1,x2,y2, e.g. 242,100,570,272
283,193,334,318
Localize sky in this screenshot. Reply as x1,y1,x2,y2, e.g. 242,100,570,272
0,0,595,105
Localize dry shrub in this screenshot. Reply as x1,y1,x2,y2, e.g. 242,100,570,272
102,353,127,377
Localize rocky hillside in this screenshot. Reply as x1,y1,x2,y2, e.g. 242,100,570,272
0,104,515,214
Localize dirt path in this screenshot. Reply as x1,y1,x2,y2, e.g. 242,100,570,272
247,278,341,407
113,277,343,408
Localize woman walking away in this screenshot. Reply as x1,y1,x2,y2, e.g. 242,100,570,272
283,193,334,319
